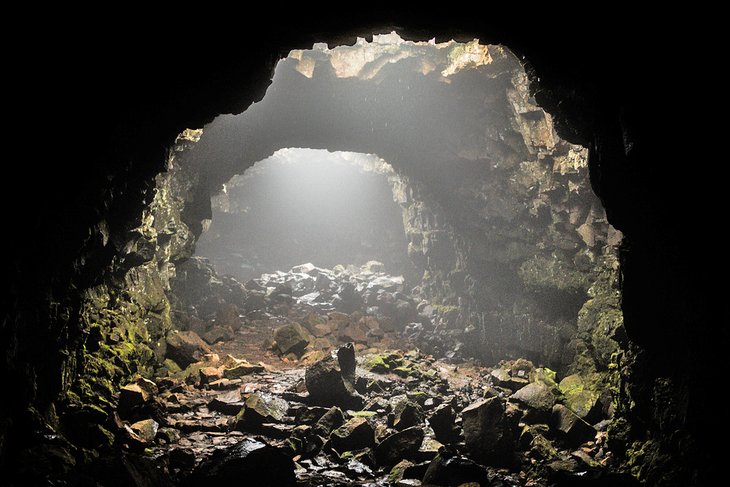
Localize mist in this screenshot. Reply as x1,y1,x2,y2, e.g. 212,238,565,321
195,148,411,282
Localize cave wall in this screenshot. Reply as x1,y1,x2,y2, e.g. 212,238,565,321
4,11,713,486
175,38,621,374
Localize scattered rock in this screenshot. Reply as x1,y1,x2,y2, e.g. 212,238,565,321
223,361,264,379
428,404,460,444
183,437,296,486
234,393,288,429
391,397,425,431
461,396,516,467
208,390,245,415
422,447,492,486
166,330,212,368
509,381,558,423
199,366,223,385
328,417,375,453
305,349,363,409
118,383,152,417
375,426,424,467
552,404,596,447
130,419,158,443
313,406,345,436
274,323,310,356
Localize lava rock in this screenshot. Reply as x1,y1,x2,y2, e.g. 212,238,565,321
208,390,245,415
183,437,296,486
509,381,558,423
305,347,363,409
391,398,425,431
552,404,596,447
328,417,375,453
375,426,424,467
118,383,152,418
428,404,461,444
559,374,602,422
274,323,310,356
422,447,492,486
313,406,345,436
201,326,233,345
233,393,288,429
199,366,223,385
223,361,264,379
130,419,158,443
461,396,516,467
166,330,211,368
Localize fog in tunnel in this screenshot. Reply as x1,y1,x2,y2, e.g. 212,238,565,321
195,148,414,283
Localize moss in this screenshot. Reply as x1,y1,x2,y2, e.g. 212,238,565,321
362,353,403,373
518,254,592,291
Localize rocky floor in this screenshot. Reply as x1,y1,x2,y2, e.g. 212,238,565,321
111,262,636,486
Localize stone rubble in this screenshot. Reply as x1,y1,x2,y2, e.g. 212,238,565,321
106,262,638,485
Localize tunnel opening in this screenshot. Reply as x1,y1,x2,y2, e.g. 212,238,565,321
133,34,629,485
10,31,646,487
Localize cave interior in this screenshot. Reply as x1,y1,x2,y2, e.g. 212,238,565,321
2,12,716,487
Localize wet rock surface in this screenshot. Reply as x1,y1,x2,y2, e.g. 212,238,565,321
100,264,624,485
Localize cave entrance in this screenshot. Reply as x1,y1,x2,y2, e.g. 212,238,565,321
135,33,626,484
194,148,416,285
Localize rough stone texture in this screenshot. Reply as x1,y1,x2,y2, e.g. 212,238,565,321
461,397,516,467
184,438,296,486
375,426,424,467
509,381,557,423
328,417,375,453
305,350,363,409
3,13,712,486
165,331,211,368
273,323,310,357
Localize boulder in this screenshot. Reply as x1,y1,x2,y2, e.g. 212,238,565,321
166,330,211,367
375,426,424,467
559,374,602,422
391,398,424,431
223,362,264,379
183,438,296,486
328,417,375,453
233,393,288,429
201,326,233,345
130,419,158,443
208,390,245,415
118,384,150,417
199,367,223,385
273,323,310,356
313,406,345,436
552,404,596,447
305,346,363,409
509,381,558,423
461,397,516,467
422,447,492,486
428,404,460,444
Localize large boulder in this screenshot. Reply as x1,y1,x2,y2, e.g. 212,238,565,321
509,381,558,423
166,330,211,367
559,374,602,423
305,345,363,409
428,404,461,444
273,323,310,356
461,396,517,467
183,438,296,486
552,404,596,447
328,417,375,453
374,426,424,468
422,447,492,486
233,393,288,429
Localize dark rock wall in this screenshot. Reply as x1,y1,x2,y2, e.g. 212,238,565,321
5,11,713,485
